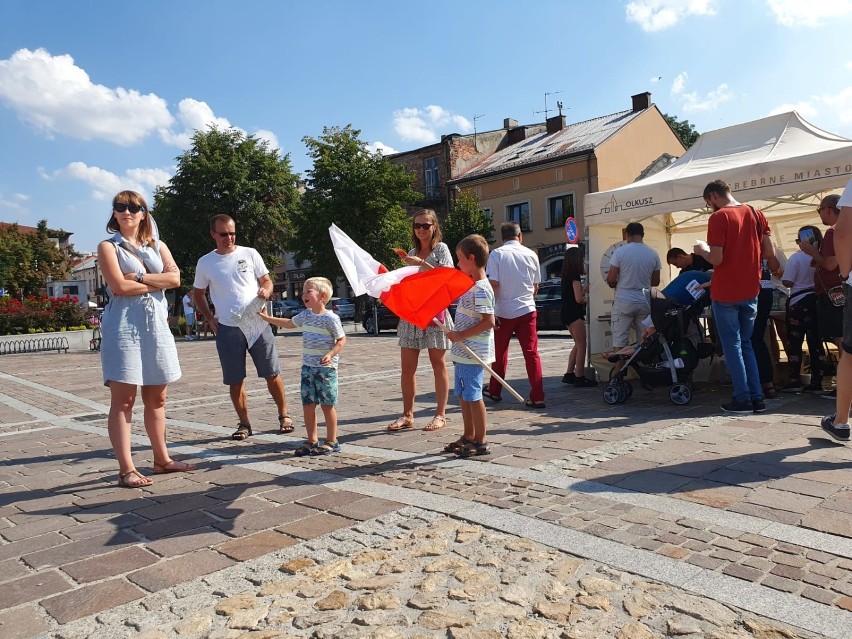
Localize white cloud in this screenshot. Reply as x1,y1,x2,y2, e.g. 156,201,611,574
671,72,688,95
392,105,473,144
13,193,29,202
649,76,663,83
0,190,29,213
0,48,173,145
49,162,172,202
254,129,280,151
158,98,233,148
767,0,852,27
820,86,852,124
678,83,734,113
626,0,716,32
367,141,398,155
768,101,819,118
846,60,852,70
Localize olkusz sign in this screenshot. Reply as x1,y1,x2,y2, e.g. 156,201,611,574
599,196,653,215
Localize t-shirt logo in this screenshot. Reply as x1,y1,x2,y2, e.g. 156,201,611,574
237,259,249,273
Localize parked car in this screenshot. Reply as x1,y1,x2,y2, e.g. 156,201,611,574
534,281,567,331
272,300,305,318
362,298,399,334
330,297,355,321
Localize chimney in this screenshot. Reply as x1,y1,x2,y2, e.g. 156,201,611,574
546,114,566,134
507,126,526,145
631,92,652,112
503,118,518,129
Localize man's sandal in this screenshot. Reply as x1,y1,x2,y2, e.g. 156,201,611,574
118,469,153,488
231,423,252,441
294,441,319,457
152,460,197,474
456,441,490,457
310,440,341,456
442,436,471,453
423,415,447,431
387,416,414,431
279,414,295,434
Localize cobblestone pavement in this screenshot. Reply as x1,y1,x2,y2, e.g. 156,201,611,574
0,329,850,638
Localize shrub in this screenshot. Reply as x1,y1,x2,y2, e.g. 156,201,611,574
0,295,92,335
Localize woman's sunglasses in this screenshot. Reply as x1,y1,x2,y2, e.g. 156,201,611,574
413,222,434,230
114,203,145,214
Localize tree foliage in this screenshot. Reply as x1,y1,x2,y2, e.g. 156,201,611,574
0,222,67,298
664,113,700,149
154,127,300,284
288,125,421,280
442,192,495,263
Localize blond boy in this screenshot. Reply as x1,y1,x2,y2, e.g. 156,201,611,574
259,277,346,455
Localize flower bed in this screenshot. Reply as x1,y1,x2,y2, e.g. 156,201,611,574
0,295,96,336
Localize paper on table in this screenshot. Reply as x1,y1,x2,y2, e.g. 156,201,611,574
231,297,269,348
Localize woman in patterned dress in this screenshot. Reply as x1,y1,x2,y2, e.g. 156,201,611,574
387,209,455,432
98,190,194,488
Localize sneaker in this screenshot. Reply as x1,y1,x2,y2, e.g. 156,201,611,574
820,415,851,442
820,389,837,400
752,399,767,413
780,380,803,393
721,400,754,414
562,373,576,384
802,382,824,393
574,377,598,388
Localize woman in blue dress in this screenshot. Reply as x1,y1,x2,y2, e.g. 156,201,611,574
97,191,194,488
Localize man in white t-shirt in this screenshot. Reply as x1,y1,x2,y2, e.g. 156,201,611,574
822,178,852,441
181,292,196,341
606,222,661,348
484,222,545,407
193,214,293,440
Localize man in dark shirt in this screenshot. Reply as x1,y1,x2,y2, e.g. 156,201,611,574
667,247,713,272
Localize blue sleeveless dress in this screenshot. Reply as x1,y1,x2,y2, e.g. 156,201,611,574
100,234,181,386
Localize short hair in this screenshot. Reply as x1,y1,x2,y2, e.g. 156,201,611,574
410,208,442,252
666,247,687,262
303,277,333,303
501,222,521,241
703,179,731,199
107,191,152,243
560,246,585,277
456,234,489,268
210,214,235,232
820,194,841,211
625,222,644,237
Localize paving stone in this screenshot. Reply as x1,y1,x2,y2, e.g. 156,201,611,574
133,510,220,541
216,530,298,561
801,586,838,605
0,557,32,583
40,578,145,623
22,530,139,570
127,549,235,592
0,604,51,639
0,570,72,608
276,512,355,540
721,564,763,582
761,574,801,594
686,554,726,570
0,515,69,541
145,527,232,557
0,532,68,562
800,507,852,537
61,546,160,583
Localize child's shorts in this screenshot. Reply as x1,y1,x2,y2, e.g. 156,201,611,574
300,365,338,406
454,362,484,402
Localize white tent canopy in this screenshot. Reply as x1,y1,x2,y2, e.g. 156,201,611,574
584,111,852,232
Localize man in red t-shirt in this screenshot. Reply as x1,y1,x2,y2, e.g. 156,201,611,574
694,180,778,415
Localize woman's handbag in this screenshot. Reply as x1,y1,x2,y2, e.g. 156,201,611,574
825,285,846,307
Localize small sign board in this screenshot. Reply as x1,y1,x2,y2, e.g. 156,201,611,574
565,217,579,244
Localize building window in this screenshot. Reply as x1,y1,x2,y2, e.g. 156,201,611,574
424,157,440,199
482,207,492,223
547,193,575,229
506,202,531,231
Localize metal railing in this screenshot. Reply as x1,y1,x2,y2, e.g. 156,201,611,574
0,336,70,355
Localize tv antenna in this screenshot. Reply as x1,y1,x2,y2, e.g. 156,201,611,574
473,113,485,149
534,90,563,119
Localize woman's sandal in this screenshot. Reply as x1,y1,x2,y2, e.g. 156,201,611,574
387,416,414,431
423,415,447,431
442,436,470,453
456,441,490,457
152,460,197,474
294,441,319,457
231,423,252,441
279,414,295,434
118,469,153,488
310,440,341,456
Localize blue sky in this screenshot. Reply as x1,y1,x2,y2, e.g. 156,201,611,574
1,0,851,254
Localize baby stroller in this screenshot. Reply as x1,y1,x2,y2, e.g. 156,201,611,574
602,290,713,405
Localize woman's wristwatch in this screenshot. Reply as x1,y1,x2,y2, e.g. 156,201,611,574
135,272,144,283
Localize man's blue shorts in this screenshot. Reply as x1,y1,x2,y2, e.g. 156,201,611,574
215,324,280,385
454,362,484,402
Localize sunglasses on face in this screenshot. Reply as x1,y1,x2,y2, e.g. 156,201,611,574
216,232,236,238
114,203,145,214
413,222,434,230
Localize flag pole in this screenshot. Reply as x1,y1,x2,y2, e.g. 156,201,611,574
432,319,525,404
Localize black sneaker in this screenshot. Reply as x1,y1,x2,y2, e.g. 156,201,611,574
562,373,576,384
802,382,824,393
820,389,837,400
821,415,851,441
721,400,754,414
752,399,767,413
780,380,803,393
574,377,598,388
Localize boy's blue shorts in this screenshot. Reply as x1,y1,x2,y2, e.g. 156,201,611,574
300,365,338,406
454,362,484,402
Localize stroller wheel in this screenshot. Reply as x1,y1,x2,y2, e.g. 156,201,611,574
602,384,621,405
669,383,692,405
624,380,633,398
616,386,629,404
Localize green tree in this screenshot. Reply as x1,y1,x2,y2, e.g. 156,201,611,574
0,222,66,298
664,114,700,149
289,125,421,278
442,192,495,263
154,127,300,284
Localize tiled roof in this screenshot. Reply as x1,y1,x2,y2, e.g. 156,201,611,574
452,109,644,181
